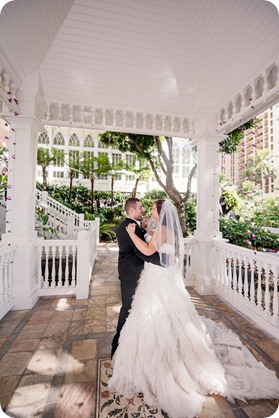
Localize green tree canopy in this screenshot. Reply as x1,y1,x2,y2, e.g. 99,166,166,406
99,132,196,235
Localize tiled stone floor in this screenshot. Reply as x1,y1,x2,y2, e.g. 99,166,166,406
0,242,278,418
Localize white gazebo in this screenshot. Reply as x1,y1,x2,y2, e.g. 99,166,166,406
0,0,279,335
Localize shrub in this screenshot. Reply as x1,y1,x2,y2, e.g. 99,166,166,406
220,218,279,253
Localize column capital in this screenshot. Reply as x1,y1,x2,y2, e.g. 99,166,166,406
2,114,46,135
191,133,225,147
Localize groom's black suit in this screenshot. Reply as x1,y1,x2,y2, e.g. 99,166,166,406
111,217,161,358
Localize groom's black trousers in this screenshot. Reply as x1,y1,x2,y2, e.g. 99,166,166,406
111,280,136,358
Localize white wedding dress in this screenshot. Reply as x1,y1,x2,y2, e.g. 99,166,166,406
109,247,279,418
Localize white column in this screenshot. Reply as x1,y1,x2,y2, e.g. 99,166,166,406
191,134,223,294
2,116,44,309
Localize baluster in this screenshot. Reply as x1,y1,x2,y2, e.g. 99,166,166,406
64,245,70,287
143,113,147,130
218,249,223,288
3,71,11,93
222,251,227,289
271,266,278,325
58,104,62,120
250,261,256,308
227,255,232,292
237,256,243,297
231,254,236,293
263,262,271,316
57,245,63,288
71,246,76,287
243,256,249,300
37,246,43,288
262,72,269,95
51,246,56,288
69,105,73,124
44,246,50,288
46,102,50,120
256,261,263,313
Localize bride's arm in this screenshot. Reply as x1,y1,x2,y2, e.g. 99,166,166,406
126,223,165,255
126,223,158,255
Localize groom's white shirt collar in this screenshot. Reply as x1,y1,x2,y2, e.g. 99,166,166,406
126,217,141,226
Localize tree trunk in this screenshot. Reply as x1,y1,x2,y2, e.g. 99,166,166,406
42,165,47,189
90,177,95,206
69,172,73,196
131,177,140,197
110,175,114,207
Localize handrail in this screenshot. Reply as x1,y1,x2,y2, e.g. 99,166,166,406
36,189,84,226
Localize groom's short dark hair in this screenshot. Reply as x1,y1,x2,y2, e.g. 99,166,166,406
125,198,140,214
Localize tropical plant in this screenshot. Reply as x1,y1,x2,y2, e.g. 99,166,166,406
79,153,111,206
220,189,239,215
37,147,65,189
251,149,275,201
65,155,81,196
35,206,59,239
250,197,279,228
99,223,117,241
219,118,260,154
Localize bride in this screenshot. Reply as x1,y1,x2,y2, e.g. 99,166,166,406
109,199,279,418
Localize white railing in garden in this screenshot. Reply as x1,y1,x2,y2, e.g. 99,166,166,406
36,189,94,238
213,240,279,339
0,244,16,320
184,237,196,285
36,220,99,299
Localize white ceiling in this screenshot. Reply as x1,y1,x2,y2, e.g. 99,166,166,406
0,0,279,135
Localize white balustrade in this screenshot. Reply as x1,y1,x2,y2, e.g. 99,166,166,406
183,237,196,286
36,220,99,299
0,244,16,320
213,240,279,338
36,189,93,238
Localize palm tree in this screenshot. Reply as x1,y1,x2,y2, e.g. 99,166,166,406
66,156,81,196
251,149,275,201
79,153,111,206
37,147,64,189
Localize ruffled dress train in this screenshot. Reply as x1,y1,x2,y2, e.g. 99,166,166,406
109,262,279,418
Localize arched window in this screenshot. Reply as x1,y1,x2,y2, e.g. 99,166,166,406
84,135,94,147
53,132,65,145
98,139,108,149
38,132,49,145
173,145,180,175
69,133,80,146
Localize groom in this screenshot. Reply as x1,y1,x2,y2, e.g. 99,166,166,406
111,197,161,358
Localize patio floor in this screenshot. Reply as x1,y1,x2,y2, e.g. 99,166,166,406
0,242,278,418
